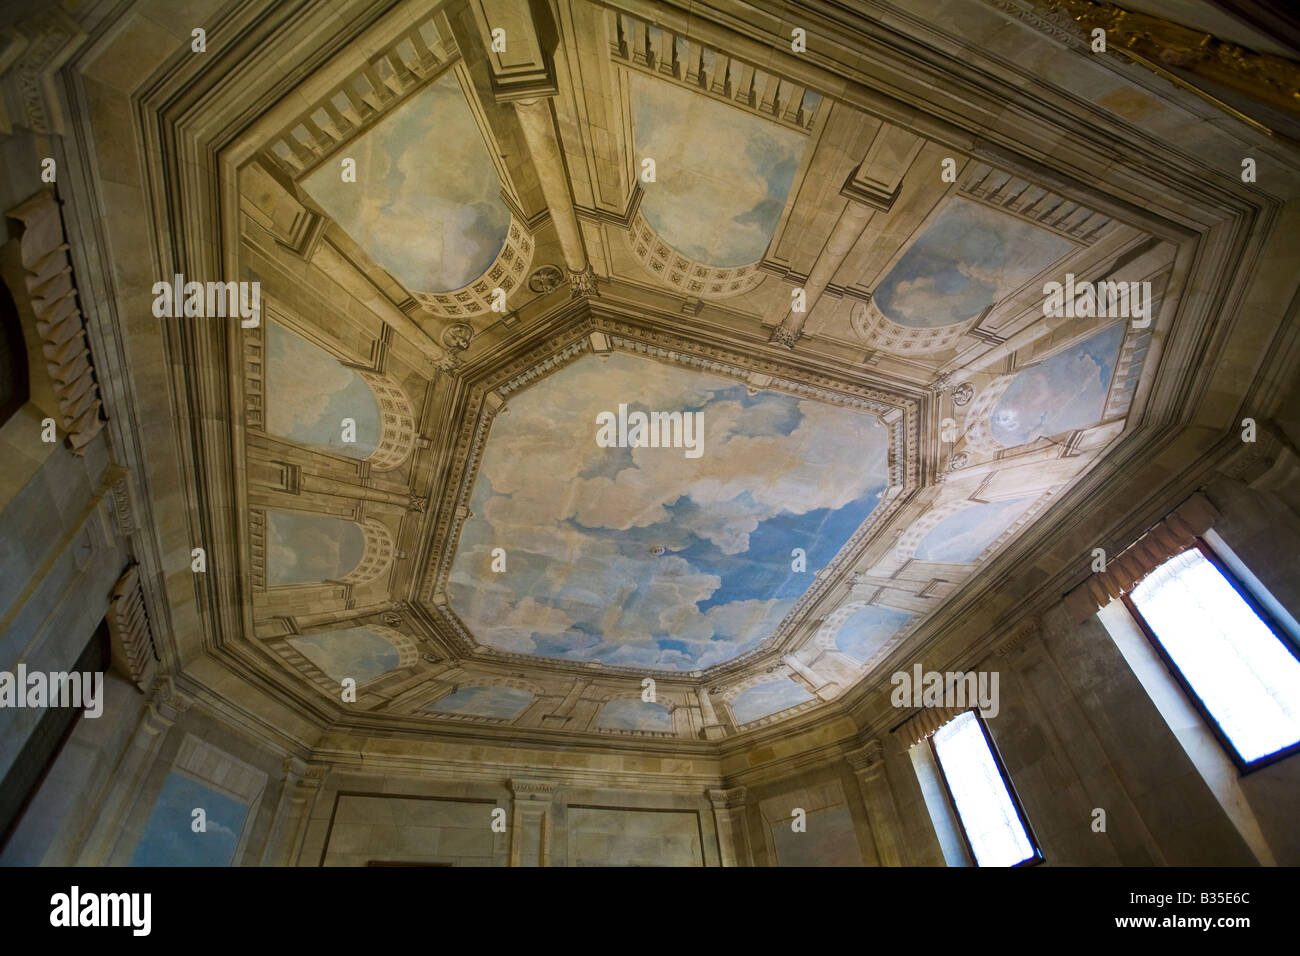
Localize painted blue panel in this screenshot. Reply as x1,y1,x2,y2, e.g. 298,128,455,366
264,323,379,459
874,198,1074,329
991,322,1126,447
265,511,364,586
301,72,510,291
429,685,534,720
631,73,805,267
447,351,891,671
834,605,913,663
131,773,249,867
289,627,401,684
731,678,814,724
594,698,673,732
914,498,1033,564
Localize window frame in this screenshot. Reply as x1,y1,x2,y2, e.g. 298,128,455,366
1121,538,1300,774
928,709,1043,868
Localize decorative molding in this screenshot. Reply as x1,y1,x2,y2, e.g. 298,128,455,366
608,8,822,133
567,263,598,298
0,11,86,136
412,218,535,317
959,160,1109,244
706,786,747,810
844,738,885,778
626,210,763,299
7,189,104,452
994,616,1041,657
259,12,459,179
107,564,158,692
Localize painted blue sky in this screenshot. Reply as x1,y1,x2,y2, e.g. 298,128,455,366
874,198,1074,328
264,323,379,459
301,72,510,292
835,605,913,663
131,773,248,867
914,498,1033,564
447,351,891,671
595,698,673,732
631,73,805,267
289,627,400,684
731,677,813,724
266,511,364,586
429,685,533,720
991,322,1126,446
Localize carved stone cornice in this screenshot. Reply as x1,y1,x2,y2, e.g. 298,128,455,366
844,739,885,779
706,786,747,810
0,10,86,135
146,675,192,729
995,616,1042,658
567,264,598,298
508,778,558,799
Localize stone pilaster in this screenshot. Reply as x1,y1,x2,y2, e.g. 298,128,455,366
508,778,558,866
707,786,752,866
265,759,328,866
845,738,908,866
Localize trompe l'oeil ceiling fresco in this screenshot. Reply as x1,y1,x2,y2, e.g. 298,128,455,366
448,351,891,671
232,0,1169,739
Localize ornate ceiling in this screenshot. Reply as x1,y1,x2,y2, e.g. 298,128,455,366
218,0,1192,741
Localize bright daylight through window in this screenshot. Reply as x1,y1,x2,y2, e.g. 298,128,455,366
1128,547,1300,767
931,711,1037,867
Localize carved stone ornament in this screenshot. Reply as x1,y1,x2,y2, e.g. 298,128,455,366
527,264,565,294
440,322,473,353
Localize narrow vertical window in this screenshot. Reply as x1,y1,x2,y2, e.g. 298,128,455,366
1124,544,1300,769
930,710,1040,867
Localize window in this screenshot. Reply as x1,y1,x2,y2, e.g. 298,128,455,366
929,710,1040,867
0,620,110,852
0,279,28,428
1124,542,1300,770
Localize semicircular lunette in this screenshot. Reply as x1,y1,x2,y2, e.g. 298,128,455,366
262,322,415,470
300,71,530,316
628,71,808,285
854,197,1075,354
264,510,394,587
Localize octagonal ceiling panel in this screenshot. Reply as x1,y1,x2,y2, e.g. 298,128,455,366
446,350,892,671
